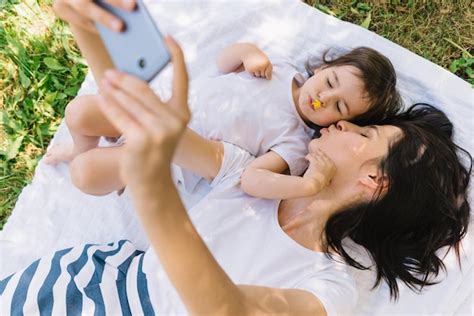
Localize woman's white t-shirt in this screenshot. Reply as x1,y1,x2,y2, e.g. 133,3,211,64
143,142,358,316
161,61,314,192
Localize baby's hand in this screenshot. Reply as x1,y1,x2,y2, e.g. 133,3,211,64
242,50,273,80
303,149,336,194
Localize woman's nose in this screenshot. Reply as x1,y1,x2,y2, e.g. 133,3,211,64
336,120,353,131
336,121,346,131
336,120,359,132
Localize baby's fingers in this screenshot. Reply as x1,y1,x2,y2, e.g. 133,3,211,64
264,64,273,80
305,153,318,164
311,150,334,166
316,150,336,169
314,149,330,160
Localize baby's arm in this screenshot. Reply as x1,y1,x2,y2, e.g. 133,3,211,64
216,43,273,79
240,151,335,200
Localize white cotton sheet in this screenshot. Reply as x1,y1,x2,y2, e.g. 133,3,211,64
1,1,472,314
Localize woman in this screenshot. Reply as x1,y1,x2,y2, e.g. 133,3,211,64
1,32,471,316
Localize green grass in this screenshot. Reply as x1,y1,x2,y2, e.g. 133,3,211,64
0,0,88,228
0,0,472,229
307,1,474,84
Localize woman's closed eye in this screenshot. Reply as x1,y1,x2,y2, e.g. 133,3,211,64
336,101,341,114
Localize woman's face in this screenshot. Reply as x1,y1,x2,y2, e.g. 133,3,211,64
309,121,402,184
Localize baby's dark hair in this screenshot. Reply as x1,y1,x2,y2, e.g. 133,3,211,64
305,47,403,125
324,103,471,300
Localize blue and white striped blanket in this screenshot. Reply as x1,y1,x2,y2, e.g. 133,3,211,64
0,240,156,315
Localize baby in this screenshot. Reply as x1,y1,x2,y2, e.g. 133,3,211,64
45,42,401,200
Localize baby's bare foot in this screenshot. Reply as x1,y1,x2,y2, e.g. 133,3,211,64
43,144,76,165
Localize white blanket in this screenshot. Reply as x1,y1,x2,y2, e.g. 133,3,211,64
1,1,472,314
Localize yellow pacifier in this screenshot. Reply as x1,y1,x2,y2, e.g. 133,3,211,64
312,99,321,110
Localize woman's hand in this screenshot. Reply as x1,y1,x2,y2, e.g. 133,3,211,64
96,36,190,194
53,0,136,33
303,149,336,194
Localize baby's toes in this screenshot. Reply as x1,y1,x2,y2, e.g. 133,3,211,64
43,144,74,165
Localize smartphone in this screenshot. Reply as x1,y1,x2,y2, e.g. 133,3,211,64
94,0,170,82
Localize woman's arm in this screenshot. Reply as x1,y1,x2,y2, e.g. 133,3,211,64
97,37,326,316
217,42,273,79
241,151,335,200
239,285,326,315
68,25,114,84
53,0,135,83
131,175,326,315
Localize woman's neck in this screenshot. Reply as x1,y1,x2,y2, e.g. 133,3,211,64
278,193,335,252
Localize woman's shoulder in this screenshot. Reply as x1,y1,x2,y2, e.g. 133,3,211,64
293,258,359,316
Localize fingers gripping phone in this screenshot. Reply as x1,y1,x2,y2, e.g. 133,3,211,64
94,0,170,82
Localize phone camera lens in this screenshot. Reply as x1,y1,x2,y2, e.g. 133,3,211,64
138,58,146,69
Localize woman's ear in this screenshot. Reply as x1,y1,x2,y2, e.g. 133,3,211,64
358,169,389,194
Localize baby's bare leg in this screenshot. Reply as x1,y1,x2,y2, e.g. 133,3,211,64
44,95,121,164
69,145,125,196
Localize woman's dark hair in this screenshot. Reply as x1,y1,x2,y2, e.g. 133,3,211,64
305,47,403,125
324,103,472,300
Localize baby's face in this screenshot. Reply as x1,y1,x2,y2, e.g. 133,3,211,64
297,65,370,126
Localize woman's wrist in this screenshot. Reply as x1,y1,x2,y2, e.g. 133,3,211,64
129,167,175,209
